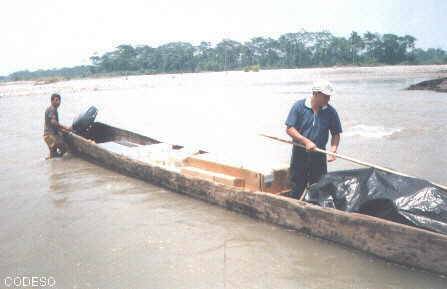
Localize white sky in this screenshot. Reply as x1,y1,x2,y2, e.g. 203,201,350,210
1,0,446,75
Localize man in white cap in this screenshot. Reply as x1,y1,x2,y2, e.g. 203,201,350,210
285,80,342,199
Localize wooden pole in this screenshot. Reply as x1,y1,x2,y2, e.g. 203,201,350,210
259,134,447,191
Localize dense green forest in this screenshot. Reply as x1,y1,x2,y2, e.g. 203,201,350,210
3,30,447,81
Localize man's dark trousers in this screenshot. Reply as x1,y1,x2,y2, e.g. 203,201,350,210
289,146,327,199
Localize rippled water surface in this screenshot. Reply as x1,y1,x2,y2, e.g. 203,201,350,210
1,65,446,289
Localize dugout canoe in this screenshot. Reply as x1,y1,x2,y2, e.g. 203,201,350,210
64,121,447,276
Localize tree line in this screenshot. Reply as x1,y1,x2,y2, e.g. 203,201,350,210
3,30,447,81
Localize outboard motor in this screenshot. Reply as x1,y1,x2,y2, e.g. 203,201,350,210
72,106,98,137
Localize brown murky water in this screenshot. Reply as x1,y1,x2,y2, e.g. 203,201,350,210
1,65,447,289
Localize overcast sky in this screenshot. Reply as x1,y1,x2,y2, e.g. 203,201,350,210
1,0,446,75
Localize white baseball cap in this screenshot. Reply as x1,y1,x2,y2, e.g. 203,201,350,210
312,80,335,96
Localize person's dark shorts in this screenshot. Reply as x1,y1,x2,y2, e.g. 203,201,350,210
289,146,327,199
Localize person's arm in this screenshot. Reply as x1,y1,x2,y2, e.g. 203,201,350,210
50,114,71,133
285,102,316,151
327,133,340,162
286,126,317,151
327,109,342,162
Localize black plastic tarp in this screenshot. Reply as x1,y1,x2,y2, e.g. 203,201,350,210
304,168,447,235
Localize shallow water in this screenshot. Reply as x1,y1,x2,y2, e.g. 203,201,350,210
1,65,447,288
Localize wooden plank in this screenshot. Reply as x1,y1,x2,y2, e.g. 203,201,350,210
261,168,291,193
181,166,214,182
181,166,245,188
184,154,261,191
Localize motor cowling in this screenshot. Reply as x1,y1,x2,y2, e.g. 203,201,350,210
72,106,98,136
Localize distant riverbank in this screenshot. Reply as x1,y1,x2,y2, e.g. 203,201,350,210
2,63,447,86
2,30,447,83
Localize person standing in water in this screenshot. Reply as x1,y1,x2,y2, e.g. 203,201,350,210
43,93,71,158
285,80,342,199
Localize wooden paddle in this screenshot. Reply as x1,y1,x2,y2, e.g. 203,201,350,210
259,133,447,192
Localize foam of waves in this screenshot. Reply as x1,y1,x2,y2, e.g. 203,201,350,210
344,124,402,138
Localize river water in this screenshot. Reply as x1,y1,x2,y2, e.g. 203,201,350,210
1,65,446,289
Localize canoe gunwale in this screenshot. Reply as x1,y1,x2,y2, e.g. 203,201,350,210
64,127,447,276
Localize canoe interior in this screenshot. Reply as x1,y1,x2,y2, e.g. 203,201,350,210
84,122,177,148
81,122,291,194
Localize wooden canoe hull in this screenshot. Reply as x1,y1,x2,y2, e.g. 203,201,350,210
64,124,447,276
